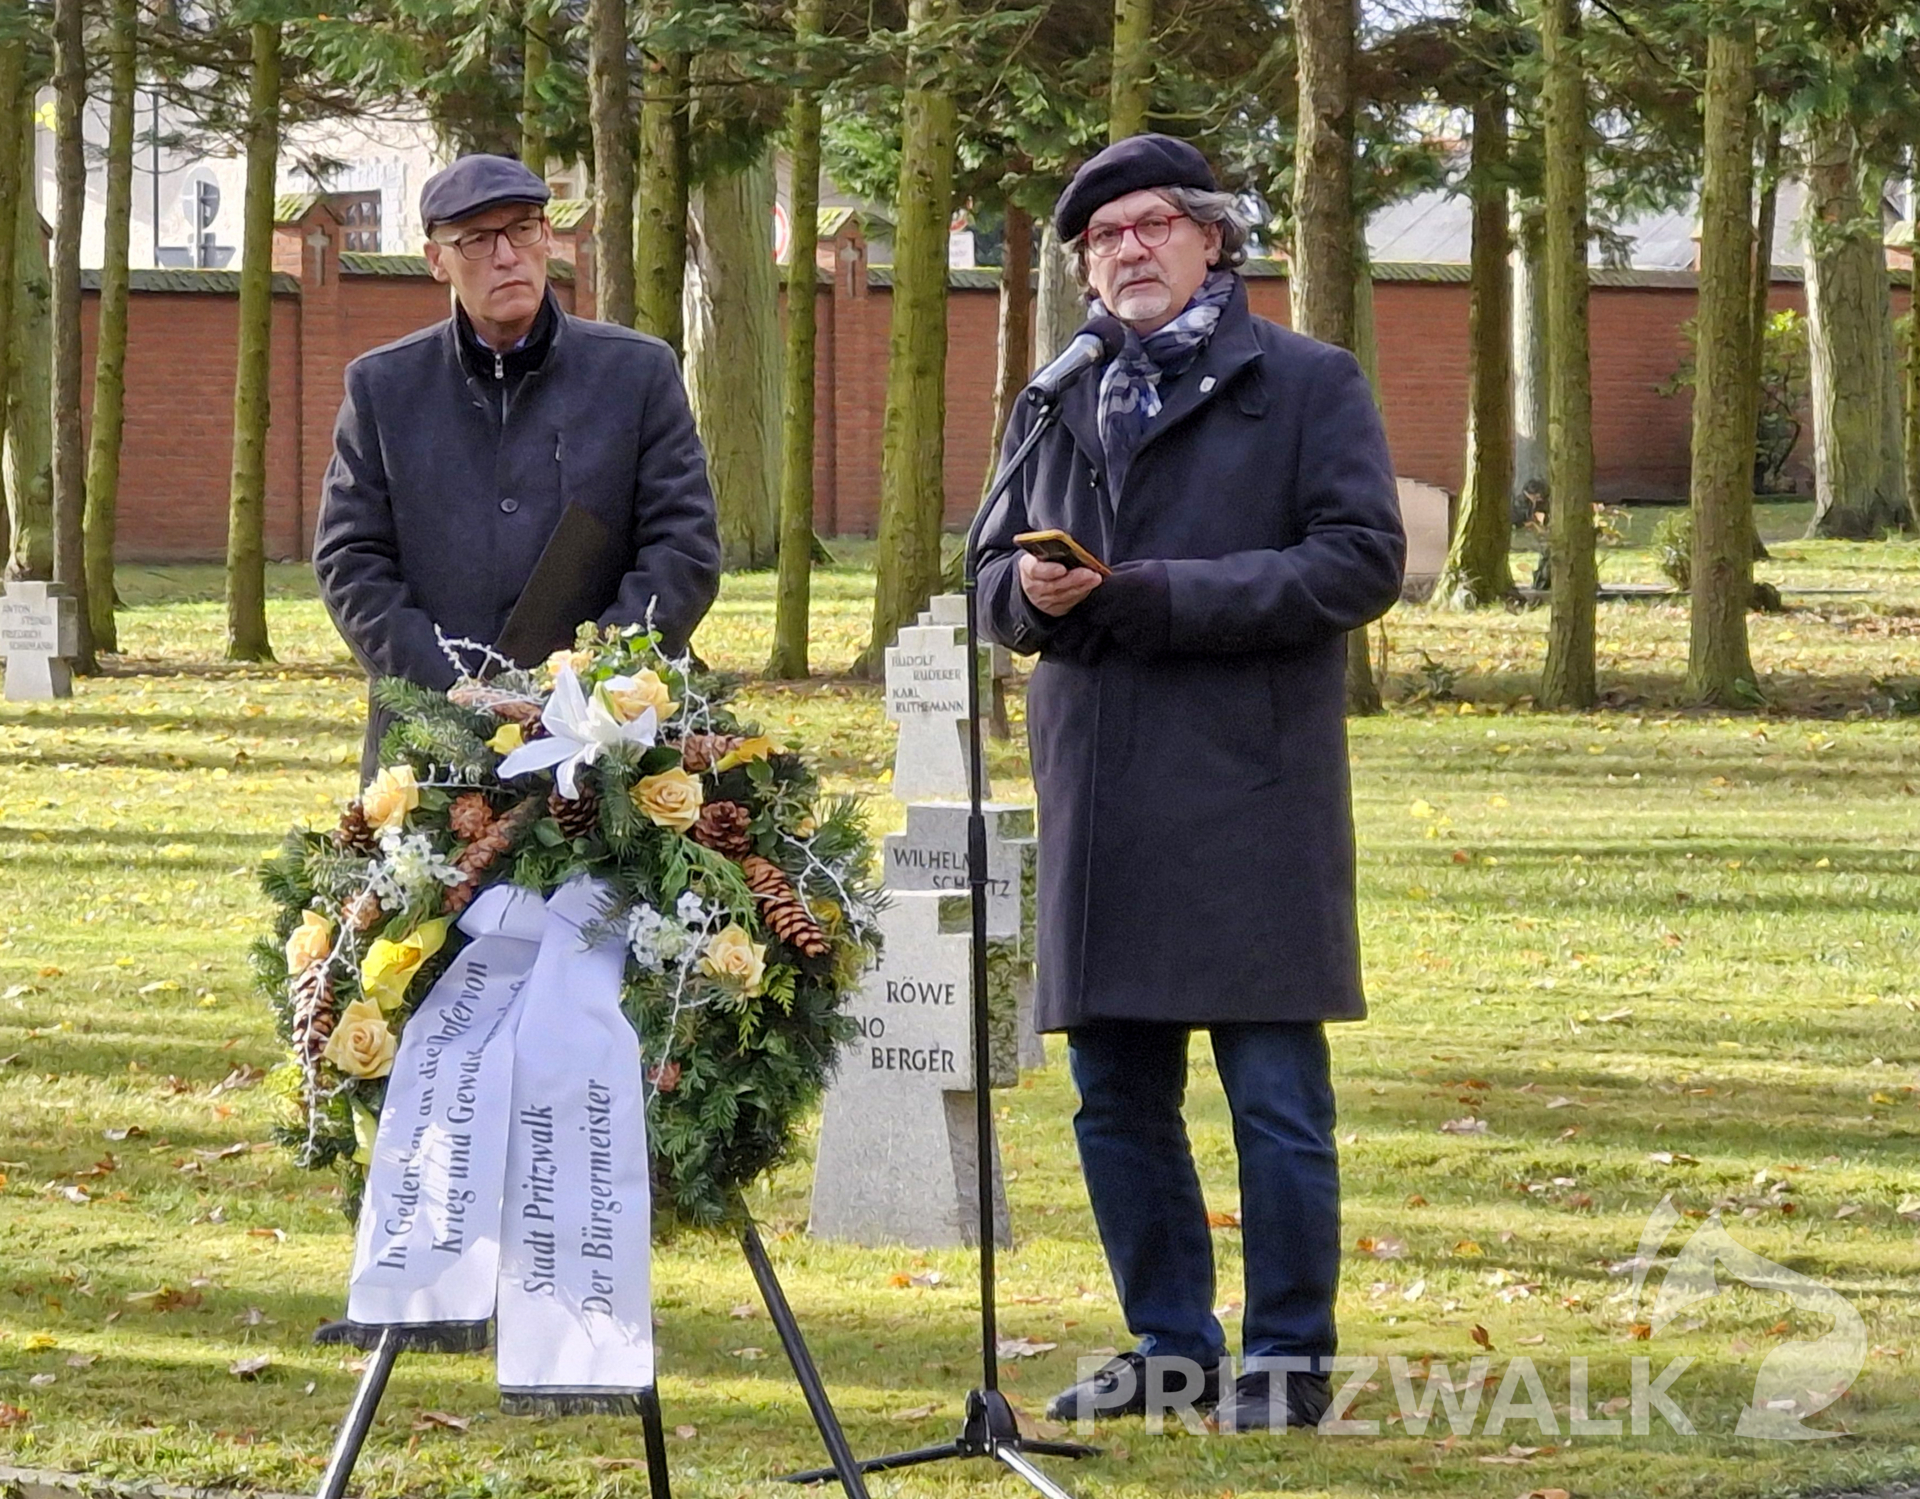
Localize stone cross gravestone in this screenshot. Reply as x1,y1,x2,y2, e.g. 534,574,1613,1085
809,890,1011,1248
885,620,987,803
917,592,1014,740
1,582,78,701
884,801,1046,1071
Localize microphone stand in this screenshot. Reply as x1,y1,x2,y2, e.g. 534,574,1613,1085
782,392,1097,1496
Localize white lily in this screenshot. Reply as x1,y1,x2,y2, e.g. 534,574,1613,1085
496,666,658,798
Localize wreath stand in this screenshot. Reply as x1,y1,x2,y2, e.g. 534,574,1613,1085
311,1204,872,1499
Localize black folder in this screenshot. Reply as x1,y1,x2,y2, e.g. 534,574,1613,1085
492,503,629,670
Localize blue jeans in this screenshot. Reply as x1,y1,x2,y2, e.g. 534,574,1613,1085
1067,1021,1340,1364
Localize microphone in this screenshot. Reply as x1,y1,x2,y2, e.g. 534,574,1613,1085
1024,316,1127,405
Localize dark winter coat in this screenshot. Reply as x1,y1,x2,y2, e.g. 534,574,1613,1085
315,289,722,777
976,277,1405,1031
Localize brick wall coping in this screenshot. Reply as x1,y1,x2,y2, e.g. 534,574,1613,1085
861,256,1909,291
81,267,302,294
336,249,574,281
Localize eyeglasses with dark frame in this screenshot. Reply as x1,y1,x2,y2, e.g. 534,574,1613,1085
434,215,548,261
1084,210,1191,258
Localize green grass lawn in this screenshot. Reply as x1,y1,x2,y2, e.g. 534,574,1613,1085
3,535,1920,1499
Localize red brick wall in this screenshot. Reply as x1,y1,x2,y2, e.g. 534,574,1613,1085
78,289,304,562
79,245,1912,559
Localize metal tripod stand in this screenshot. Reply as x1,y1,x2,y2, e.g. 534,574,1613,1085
313,1211,871,1499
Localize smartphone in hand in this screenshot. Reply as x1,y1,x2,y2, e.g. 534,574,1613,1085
1013,529,1111,577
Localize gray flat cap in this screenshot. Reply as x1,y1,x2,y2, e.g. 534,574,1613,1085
420,154,550,232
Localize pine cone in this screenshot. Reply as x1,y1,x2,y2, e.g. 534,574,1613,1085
343,889,384,934
739,855,831,959
678,732,746,774
449,792,495,842
549,781,601,840
290,964,336,1067
688,800,754,858
444,796,542,915
332,800,379,856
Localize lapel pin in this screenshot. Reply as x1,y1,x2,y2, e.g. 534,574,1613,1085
1199,376,1217,393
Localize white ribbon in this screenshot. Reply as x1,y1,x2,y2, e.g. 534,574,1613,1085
346,877,653,1398
497,877,654,1396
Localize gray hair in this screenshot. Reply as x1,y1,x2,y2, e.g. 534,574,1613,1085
1066,184,1253,287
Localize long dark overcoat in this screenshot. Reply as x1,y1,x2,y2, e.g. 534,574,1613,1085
315,288,721,777
976,277,1405,1031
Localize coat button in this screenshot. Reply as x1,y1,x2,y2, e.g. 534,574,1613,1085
499,497,520,514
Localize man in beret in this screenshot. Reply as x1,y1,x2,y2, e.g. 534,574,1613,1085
315,153,721,777
975,135,1406,1431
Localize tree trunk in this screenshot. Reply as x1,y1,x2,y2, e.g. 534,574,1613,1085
1109,0,1151,141
1511,203,1549,514
983,198,1033,479
1908,184,1920,513
1537,0,1596,709
84,0,138,653
589,0,635,327
1292,0,1375,713
224,21,280,663
7,80,53,581
1875,170,1908,528
1686,18,1756,703
1437,80,1514,607
0,38,23,551
633,17,688,354
1033,221,1077,362
859,0,958,676
1747,116,1781,466
1804,121,1909,537
770,0,823,680
1346,235,1386,711
51,0,95,669
521,0,550,175
686,147,781,570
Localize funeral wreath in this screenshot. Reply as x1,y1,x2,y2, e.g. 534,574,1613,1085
253,627,884,1227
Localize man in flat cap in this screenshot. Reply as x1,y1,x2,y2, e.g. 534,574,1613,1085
316,153,721,777
975,135,1406,1431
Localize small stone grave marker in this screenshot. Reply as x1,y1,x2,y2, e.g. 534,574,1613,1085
884,802,1044,1070
809,891,1010,1248
1,582,78,701
885,621,987,802
917,593,1014,739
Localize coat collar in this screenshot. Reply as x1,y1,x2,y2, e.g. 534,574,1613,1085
1052,273,1263,489
444,284,566,382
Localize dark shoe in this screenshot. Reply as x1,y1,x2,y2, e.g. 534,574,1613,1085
1045,1349,1224,1422
1212,1366,1332,1432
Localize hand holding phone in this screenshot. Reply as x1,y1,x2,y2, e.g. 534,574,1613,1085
1014,529,1110,576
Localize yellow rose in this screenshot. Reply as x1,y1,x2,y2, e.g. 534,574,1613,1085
714,734,786,772
545,648,596,679
362,765,420,832
488,722,525,754
284,910,334,973
701,922,767,995
358,918,450,1013
636,767,704,832
323,1000,398,1079
602,670,678,725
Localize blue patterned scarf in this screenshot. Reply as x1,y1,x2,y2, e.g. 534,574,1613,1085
1091,268,1237,493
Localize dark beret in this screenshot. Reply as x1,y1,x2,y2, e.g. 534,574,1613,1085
1054,134,1218,242
420,154,550,233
